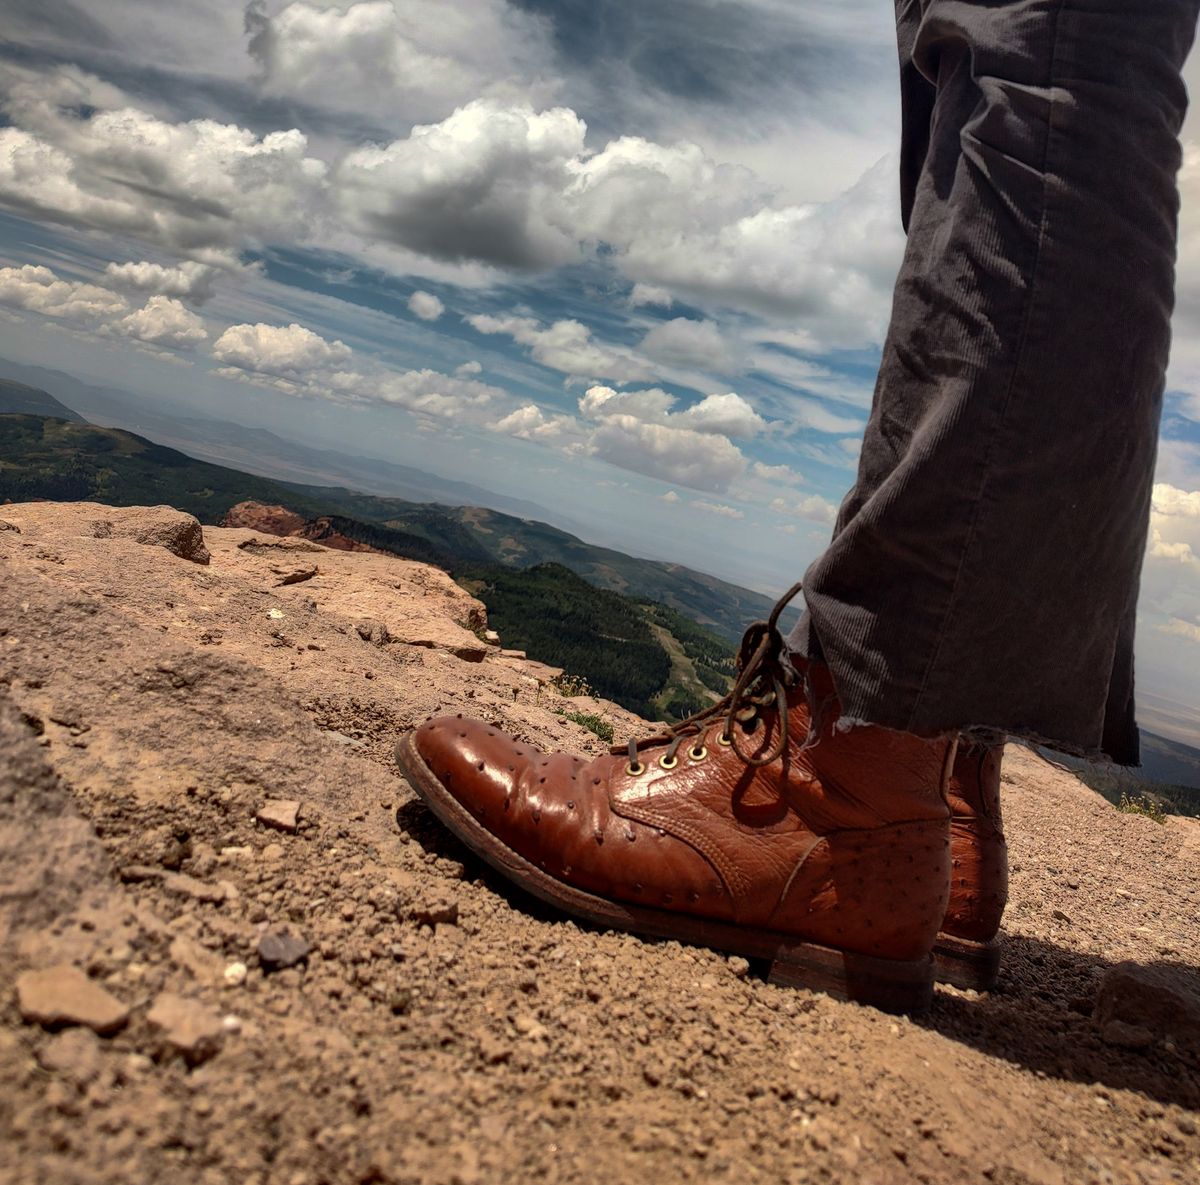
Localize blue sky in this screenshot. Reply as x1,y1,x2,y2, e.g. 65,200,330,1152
3,1,1200,740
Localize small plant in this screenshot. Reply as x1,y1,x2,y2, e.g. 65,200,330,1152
557,709,614,743
550,671,594,698
1117,792,1167,824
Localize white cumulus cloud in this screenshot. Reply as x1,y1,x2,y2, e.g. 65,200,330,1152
408,290,445,321
770,494,839,525
338,100,584,269
245,0,557,123
0,263,128,322
467,313,652,383
639,318,740,374
212,321,351,377
104,260,222,305
117,295,208,348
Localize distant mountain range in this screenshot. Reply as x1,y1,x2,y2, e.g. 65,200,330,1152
0,358,555,523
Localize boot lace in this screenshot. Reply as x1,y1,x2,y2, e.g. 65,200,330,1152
616,582,808,773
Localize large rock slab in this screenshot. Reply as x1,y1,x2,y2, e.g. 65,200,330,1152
1,502,210,564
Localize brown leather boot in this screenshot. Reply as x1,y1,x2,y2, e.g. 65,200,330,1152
932,741,1007,990
395,589,956,1014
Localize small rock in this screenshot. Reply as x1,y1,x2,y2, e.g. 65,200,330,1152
258,930,312,972
513,1013,548,1040
484,630,501,646
126,508,211,565
1100,1020,1155,1051
119,864,166,884
450,643,489,663
478,1031,511,1064
728,957,751,979
0,518,21,533
1051,909,1071,923
162,872,227,904
223,962,248,987
38,1028,102,1084
16,965,129,1035
261,843,285,861
146,992,224,1065
257,799,301,833
275,566,318,586
409,893,459,927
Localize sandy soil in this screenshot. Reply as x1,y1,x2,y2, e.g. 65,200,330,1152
0,501,1197,1185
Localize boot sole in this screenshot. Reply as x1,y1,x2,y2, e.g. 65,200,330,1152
932,932,1000,991
395,733,935,1015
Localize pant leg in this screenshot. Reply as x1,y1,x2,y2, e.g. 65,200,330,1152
790,0,1199,764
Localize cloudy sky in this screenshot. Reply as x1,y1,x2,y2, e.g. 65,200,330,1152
3,1,1200,738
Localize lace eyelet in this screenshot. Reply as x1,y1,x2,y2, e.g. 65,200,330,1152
625,761,646,776
658,755,679,770
689,745,708,762
758,690,777,707
717,733,732,747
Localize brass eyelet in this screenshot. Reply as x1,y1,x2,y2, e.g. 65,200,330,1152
625,761,645,776
658,755,679,770
758,690,776,707
689,745,708,762
717,733,732,747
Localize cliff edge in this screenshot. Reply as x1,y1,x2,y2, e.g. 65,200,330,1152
0,501,1197,1185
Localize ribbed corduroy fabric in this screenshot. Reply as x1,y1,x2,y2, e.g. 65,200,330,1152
790,0,1200,765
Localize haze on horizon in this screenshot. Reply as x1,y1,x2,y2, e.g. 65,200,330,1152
2,1,1200,741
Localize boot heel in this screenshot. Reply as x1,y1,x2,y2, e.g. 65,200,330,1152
766,941,935,1015
933,932,1000,991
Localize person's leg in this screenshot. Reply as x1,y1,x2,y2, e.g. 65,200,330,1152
392,1,1199,1013
793,0,1200,766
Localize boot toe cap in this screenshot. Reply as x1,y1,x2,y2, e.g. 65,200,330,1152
411,715,530,815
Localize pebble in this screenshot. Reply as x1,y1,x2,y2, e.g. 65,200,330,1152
162,872,228,904
223,962,248,987
262,843,285,861
257,799,301,833
16,965,130,1036
37,1028,102,1084
1051,909,1071,923
409,893,459,927
146,992,225,1065
728,957,751,979
258,930,312,972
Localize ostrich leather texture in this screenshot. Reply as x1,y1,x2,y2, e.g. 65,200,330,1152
411,663,956,963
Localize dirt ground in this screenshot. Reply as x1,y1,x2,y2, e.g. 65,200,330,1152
0,500,1197,1185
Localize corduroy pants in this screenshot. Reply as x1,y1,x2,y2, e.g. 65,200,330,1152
791,0,1200,764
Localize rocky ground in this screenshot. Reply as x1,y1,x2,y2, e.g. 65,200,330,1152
0,500,1197,1185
